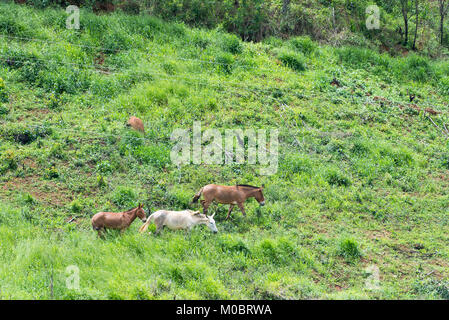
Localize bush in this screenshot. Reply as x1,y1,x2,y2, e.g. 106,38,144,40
134,144,170,169
110,186,138,208
0,149,18,171
277,49,306,72
336,46,390,70
325,168,351,187
219,33,243,54
401,54,435,82
96,160,113,174
280,154,312,175
1,125,52,145
439,76,449,96
0,104,8,115
413,278,449,299
0,13,31,36
215,52,234,73
289,36,317,56
338,238,362,261
0,77,9,103
43,166,59,179
70,199,83,213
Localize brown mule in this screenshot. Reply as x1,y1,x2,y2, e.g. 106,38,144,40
127,116,145,133
91,203,147,237
192,184,265,219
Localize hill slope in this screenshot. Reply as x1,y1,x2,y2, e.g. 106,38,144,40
0,2,448,299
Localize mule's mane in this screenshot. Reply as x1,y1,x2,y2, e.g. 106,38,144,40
124,206,139,213
237,184,260,189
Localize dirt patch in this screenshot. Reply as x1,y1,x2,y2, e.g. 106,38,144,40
1,175,72,206
366,229,391,240
391,243,437,259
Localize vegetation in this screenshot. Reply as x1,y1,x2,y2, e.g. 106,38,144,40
0,2,448,299
12,0,449,57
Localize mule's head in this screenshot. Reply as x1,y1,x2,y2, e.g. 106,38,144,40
205,213,218,233
254,185,265,206
136,203,147,223
195,212,218,233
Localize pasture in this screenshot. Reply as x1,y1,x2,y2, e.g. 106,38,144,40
0,2,448,299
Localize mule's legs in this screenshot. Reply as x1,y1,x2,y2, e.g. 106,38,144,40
237,203,246,217
226,204,235,220
202,200,211,216
97,227,106,238
154,225,163,236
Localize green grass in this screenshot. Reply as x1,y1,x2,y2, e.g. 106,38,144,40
0,2,448,300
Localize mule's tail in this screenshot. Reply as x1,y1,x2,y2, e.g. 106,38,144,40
192,187,204,203
139,213,155,233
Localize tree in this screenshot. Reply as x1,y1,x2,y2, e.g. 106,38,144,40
412,0,419,50
399,0,412,45
438,0,449,45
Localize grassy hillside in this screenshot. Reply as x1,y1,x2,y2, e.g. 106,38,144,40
0,2,449,299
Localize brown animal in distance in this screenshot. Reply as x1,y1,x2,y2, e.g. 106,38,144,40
91,203,147,237
192,184,265,219
127,116,145,133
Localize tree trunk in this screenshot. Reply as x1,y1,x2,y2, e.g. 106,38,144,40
442,14,445,45
282,0,290,16
401,0,409,46
440,0,449,46
412,0,419,50
404,17,408,45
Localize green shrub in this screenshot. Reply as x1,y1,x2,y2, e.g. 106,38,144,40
0,104,8,115
49,143,65,159
0,14,31,36
215,52,234,73
0,77,8,103
20,192,36,205
218,235,251,256
1,125,52,145
289,36,317,56
280,154,312,175
70,199,83,213
440,76,449,96
134,144,170,169
96,160,113,174
325,168,351,187
401,54,435,82
413,278,449,299
277,49,306,72
46,93,62,109
110,186,138,208
43,166,59,179
219,33,243,54
338,238,362,261
97,174,108,188
190,31,210,49
0,149,18,171
263,36,283,48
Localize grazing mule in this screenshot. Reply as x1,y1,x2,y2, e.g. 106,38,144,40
192,184,265,219
92,203,147,237
127,116,145,133
139,210,218,235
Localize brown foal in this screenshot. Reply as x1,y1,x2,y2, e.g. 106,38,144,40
192,184,265,219
91,203,147,237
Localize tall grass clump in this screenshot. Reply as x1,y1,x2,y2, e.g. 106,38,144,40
440,76,449,96
110,186,139,208
394,54,435,82
336,46,391,70
276,48,307,72
337,237,362,261
289,36,317,56
218,33,243,54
